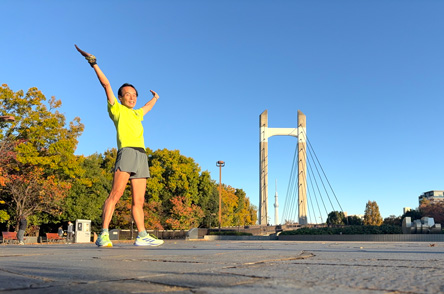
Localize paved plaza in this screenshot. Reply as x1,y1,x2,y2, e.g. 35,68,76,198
0,240,443,293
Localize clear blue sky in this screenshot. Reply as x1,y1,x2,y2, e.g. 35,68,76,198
2,1,443,223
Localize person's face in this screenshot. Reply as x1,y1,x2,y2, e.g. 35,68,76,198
119,86,138,109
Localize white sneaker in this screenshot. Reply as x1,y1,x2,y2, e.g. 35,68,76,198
134,234,164,246
18,242,24,245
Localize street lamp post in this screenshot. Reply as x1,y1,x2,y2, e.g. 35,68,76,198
216,160,225,229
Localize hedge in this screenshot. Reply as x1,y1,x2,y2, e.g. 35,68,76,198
280,225,402,235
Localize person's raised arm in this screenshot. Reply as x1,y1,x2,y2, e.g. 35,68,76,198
141,90,159,115
75,45,116,105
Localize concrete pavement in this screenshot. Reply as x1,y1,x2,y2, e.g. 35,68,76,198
0,240,443,293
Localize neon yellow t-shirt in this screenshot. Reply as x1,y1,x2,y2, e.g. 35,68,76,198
108,97,145,150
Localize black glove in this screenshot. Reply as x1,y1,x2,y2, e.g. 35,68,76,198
85,55,97,67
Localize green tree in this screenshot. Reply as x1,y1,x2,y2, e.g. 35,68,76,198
0,199,10,223
363,201,383,226
401,208,422,222
0,85,84,177
197,171,219,228
346,215,363,225
383,215,402,226
147,148,201,219
63,154,111,227
326,211,346,225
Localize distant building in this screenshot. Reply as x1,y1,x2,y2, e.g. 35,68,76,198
419,190,444,204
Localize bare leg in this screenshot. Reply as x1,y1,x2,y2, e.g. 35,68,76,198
130,178,147,233
102,169,130,229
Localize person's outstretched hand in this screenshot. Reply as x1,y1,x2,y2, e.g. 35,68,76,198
75,44,97,67
150,90,159,100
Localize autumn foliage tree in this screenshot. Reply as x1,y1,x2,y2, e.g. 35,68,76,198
236,194,257,226
4,166,68,223
419,200,444,224
363,200,383,226
165,196,204,229
0,85,84,230
220,185,257,227
0,139,16,224
144,200,164,230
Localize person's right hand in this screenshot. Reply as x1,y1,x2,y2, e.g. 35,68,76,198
75,44,97,66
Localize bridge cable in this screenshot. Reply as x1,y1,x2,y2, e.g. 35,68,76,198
302,143,318,224
305,144,329,217
282,142,299,223
303,128,344,213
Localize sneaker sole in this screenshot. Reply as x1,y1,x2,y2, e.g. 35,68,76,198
134,242,164,247
96,242,113,247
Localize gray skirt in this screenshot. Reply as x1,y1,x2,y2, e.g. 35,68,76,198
114,147,150,179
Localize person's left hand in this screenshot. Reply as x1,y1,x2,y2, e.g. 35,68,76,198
150,90,159,100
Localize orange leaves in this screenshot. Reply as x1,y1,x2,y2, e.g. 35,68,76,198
165,196,204,230
217,185,257,227
363,200,383,226
144,200,164,230
420,201,444,224
2,165,69,219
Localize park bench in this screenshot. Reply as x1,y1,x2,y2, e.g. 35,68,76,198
45,233,65,243
2,231,18,244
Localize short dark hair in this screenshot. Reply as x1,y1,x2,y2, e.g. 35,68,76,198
118,83,138,97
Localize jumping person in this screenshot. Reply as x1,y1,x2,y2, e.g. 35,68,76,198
75,45,164,247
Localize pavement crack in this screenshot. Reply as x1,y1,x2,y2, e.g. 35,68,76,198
122,258,203,264
224,251,315,269
218,271,272,280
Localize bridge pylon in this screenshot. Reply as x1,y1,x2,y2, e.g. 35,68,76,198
259,110,307,225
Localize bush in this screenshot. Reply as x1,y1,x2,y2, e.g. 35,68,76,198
280,225,402,235
208,231,253,236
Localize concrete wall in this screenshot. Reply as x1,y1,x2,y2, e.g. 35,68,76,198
204,235,278,241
